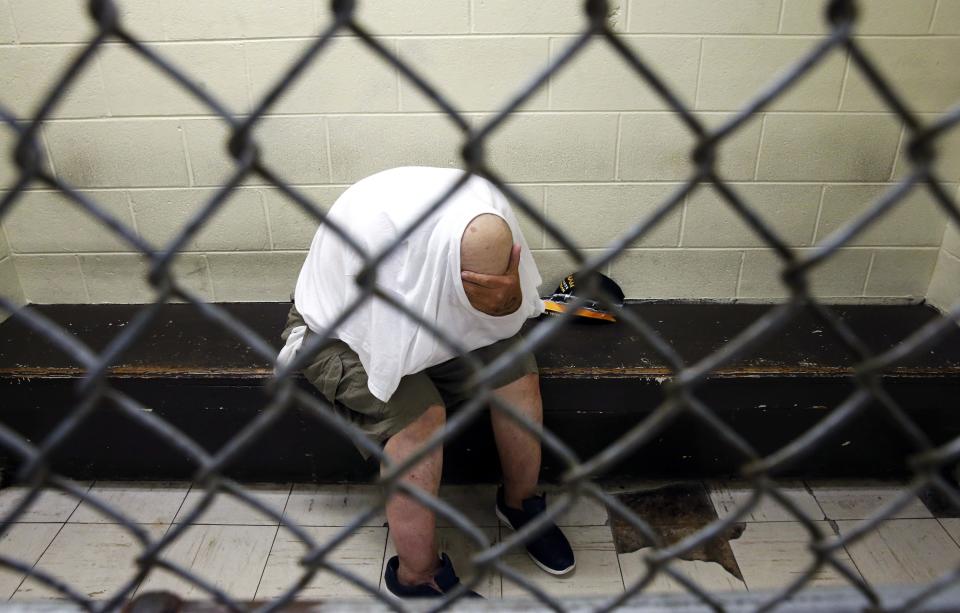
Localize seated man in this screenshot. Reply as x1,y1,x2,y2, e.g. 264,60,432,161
277,166,574,598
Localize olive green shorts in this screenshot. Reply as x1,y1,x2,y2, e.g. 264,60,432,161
281,303,539,460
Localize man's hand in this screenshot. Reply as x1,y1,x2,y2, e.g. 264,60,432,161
461,243,523,316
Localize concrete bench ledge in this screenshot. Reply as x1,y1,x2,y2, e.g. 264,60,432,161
0,302,957,482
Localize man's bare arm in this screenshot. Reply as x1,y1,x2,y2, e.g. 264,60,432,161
461,243,523,316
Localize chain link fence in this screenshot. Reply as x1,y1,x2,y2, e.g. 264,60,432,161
1,0,960,610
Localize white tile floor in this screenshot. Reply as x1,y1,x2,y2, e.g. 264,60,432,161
0,479,956,602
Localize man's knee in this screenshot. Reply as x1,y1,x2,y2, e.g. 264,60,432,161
517,372,539,388
402,403,446,441
418,403,446,430
492,372,542,427
384,404,446,466
496,371,540,396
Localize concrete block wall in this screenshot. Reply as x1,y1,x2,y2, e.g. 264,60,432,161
0,0,958,307
927,207,960,312
0,216,24,322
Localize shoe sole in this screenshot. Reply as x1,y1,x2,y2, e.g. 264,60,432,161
383,588,402,602
385,583,484,600
495,505,576,576
383,573,483,600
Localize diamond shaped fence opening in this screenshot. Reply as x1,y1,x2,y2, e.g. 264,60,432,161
1,0,960,611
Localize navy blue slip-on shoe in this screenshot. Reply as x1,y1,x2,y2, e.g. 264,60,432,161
495,486,576,575
383,552,483,599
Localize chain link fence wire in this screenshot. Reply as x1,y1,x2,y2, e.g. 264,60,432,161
1,0,960,610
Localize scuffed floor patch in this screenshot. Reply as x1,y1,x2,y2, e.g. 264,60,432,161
609,482,744,582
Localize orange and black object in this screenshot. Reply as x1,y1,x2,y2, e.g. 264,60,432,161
542,272,625,322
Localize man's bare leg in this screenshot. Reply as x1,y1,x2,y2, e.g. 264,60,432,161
383,404,445,588
490,373,542,508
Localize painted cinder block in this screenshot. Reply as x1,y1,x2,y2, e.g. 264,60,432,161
0,256,25,322
0,0,16,43
130,188,270,252
161,0,315,40
2,0,958,306
943,222,960,259
0,129,23,188
2,190,135,253
532,248,607,294
0,224,9,258
0,46,109,119
13,254,87,303
45,119,189,188
683,183,821,247
472,0,623,33
817,184,949,247
865,249,939,297
549,36,699,111
327,115,464,183
262,181,542,254
485,113,619,182
246,39,398,115
893,114,960,182
262,185,345,251
79,253,213,303
619,112,762,181
398,38,549,112
348,0,470,35
781,0,938,35
609,249,742,298
495,184,546,251
756,114,901,182
697,38,846,111
0,130,24,187
206,251,306,302
98,42,249,116
932,0,960,34
926,250,960,312
840,39,960,113
8,0,166,43
183,116,330,187
544,183,683,248
627,0,781,34
739,248,872,299
473,0,626,34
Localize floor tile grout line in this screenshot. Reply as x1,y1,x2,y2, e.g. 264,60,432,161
802,480,831,521
8,520,69,600
831,519,871,589
11,483,954,600
169,482,195,525
62,480,95,525
495,524,509,598
61,520,306,526
69,483,193,525
824,514,939,523
804,481,935,522
252,483,293,600
838,516,936,593
7,480,132,599
5,476,87,608
175,483,292,526
167,521,294,527
154,482,284,597
130,520,179,600
937,518,960,549
496,524,503,598
611,512,627,594
377,526,390,593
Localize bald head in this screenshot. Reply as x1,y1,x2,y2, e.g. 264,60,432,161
460,214,513,275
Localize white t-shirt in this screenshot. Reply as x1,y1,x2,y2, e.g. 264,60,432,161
276,166,545,402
